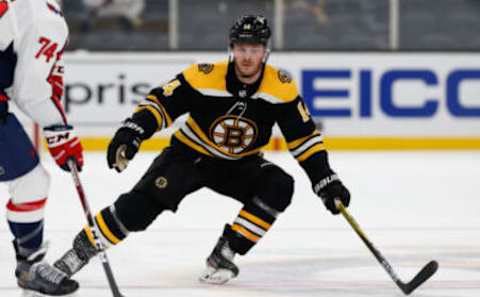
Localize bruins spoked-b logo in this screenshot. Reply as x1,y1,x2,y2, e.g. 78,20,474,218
155,176,168,189
277,69,292,84
198,63,214,74
210,116,258,154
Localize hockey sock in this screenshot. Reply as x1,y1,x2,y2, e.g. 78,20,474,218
224,201,277,255
6,198,47,257
84,205,129,248
55,205,130,277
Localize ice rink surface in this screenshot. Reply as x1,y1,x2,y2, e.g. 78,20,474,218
1,151,479,297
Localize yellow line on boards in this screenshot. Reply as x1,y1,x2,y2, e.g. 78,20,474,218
41,137,480,152
325,137,480,150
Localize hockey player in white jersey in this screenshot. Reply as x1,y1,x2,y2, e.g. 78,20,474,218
0,0,82,295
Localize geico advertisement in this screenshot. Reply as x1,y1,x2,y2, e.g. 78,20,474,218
64,52,480,137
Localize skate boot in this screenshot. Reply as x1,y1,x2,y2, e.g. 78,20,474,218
199,236,239,285
14,241,79,296
54,229,98,277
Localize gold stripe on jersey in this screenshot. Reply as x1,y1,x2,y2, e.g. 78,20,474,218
182,62,229,96
178,121,234,159
296,143,326,162
239,210,271,230
146,94,173,127
178,117,262,159
288,130,326,162
95,213,121,245
146,94,160,103
174,130,214,157
135,105,163,130
232,224,260,242
287,130,322,151
252,65,299,104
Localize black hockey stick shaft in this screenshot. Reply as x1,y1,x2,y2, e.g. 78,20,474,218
68,160,125,297
335,199,438,295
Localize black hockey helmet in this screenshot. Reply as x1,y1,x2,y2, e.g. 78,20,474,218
229,15,271,46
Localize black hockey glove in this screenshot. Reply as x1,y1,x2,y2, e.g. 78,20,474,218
313,173,350,215
107,119,145,172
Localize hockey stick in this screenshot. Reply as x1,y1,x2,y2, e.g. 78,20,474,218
67,160,125,297
334,199,438,295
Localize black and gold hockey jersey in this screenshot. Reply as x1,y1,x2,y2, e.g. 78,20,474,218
133,61,331,183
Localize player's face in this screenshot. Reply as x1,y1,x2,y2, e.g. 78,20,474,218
231,43,267,79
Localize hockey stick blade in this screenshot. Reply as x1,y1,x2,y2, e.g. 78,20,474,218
400,260,439,295
335,199,438,295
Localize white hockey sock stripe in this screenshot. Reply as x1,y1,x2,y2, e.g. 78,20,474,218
234,217,266,237
231,224,260,242
231,210,275,243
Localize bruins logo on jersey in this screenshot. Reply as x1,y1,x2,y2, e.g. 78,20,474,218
198,63,214,74
210,116,258,154
155,176,168,189
277,69,292,84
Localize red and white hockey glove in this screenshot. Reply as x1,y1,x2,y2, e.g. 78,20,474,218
44,125,84,171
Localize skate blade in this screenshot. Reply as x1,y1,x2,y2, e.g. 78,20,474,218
21,289,78,297
199,266,235,285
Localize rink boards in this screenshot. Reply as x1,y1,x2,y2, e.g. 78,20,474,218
60,52,480,150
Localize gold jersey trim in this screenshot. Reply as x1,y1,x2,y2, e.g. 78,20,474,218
287,130,326,161
253,65,299,103
174,130,214,157
146,94,173,128
195,88,231,97
287,130,322,150
182,61,228,93
175,116,262,160
296,143,326,162
135,105,163,130
182,61,299,103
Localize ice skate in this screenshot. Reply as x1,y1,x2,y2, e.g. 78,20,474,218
14,242,79,296
199,236,239,285
54,229,98,277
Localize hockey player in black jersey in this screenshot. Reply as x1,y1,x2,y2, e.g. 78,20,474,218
54,15,351,285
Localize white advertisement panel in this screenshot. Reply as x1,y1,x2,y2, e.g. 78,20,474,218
64,53,224,136
64,52,480,138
